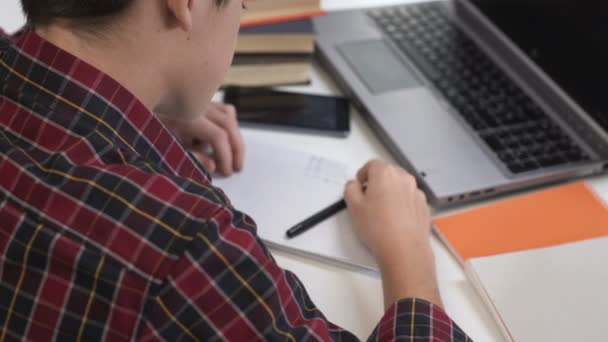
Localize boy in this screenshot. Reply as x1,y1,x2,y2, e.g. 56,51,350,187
0,1,469,340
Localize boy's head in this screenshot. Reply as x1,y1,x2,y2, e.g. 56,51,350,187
20,0,243,119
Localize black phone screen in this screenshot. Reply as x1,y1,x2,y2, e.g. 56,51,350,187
223,87,350,136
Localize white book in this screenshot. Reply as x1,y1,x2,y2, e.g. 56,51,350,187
466,237,608,342
213,138,378,272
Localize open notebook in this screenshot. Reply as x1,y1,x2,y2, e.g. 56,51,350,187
213,139,378,272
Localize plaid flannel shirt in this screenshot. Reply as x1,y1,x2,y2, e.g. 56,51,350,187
0,27,471,341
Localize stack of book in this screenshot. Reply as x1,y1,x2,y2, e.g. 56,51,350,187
223,0,325,87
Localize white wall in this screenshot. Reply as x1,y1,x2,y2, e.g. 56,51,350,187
0,0,25,33
323,0,420,11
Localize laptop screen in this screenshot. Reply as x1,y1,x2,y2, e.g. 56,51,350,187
469,0,608,132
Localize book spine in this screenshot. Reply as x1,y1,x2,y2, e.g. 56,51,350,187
239,19,313,35
240,10,327,28
232,53,313,64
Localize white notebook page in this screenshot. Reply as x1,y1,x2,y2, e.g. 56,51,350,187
468,237,608,342
213,139,378,272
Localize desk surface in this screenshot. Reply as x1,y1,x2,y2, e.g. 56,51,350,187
3,1,608,340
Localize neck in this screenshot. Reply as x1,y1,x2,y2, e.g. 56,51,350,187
35,23,166,112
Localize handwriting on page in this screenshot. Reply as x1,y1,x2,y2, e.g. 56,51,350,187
304,156,348,185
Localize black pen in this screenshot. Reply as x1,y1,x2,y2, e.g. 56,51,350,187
286,199,347,238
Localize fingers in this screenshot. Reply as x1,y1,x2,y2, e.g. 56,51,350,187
416,188,428,204
174,103,244,176
200,118,234,176
190,151,217,174
157,103,245,176
356,159,385,184
344,180,364,208
356,159,420,193
206,104,245,172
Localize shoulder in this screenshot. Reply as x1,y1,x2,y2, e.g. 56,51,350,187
2,132,235,277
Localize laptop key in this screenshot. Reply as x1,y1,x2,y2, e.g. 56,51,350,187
538,155,567,167
498,151,515,163
482,134,505,151
565,147,588,162
507,162,527,173
393,40,442,81
508,159,539,173
521,159,541,172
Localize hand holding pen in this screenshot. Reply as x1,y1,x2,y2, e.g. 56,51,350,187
286,160,440,309
286,160,430,257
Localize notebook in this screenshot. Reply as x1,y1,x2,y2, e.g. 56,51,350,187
434,181,608,264
212,138,378,272
467,237,608,342
433,181,608,341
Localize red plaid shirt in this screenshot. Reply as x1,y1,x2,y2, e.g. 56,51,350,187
0,27,471,341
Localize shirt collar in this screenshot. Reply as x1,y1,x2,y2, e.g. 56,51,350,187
0,27,211,182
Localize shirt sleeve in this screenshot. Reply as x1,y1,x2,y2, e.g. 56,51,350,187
136,204,472,341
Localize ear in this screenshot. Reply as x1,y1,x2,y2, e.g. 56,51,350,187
166,0,194,33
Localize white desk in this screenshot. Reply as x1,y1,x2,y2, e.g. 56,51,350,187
3,1,608,341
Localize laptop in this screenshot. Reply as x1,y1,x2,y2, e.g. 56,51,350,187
314,0,608,206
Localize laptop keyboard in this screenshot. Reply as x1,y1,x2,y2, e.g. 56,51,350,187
368,3,590,174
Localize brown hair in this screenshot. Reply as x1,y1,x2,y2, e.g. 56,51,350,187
21,0,135,26
21,0,228,27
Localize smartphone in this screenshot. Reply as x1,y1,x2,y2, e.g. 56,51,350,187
223,87,350,137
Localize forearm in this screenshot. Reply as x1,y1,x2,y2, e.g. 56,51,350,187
377,237,444,310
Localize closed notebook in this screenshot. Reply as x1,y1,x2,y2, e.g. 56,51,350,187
433,181,608,264
434,181,608,341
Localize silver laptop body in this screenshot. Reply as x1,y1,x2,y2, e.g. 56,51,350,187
314,0,608,206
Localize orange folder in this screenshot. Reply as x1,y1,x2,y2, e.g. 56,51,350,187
434,181,608,262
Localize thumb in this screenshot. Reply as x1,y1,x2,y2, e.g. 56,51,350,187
344,180,364,208
191,151,217,173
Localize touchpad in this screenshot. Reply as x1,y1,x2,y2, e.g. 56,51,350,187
338,39,421,95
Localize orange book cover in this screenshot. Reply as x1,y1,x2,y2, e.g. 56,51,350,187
433,181,608,263
240,10,327,28
240,0,325,27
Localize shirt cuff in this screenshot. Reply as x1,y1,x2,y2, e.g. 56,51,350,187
370,298,472,342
